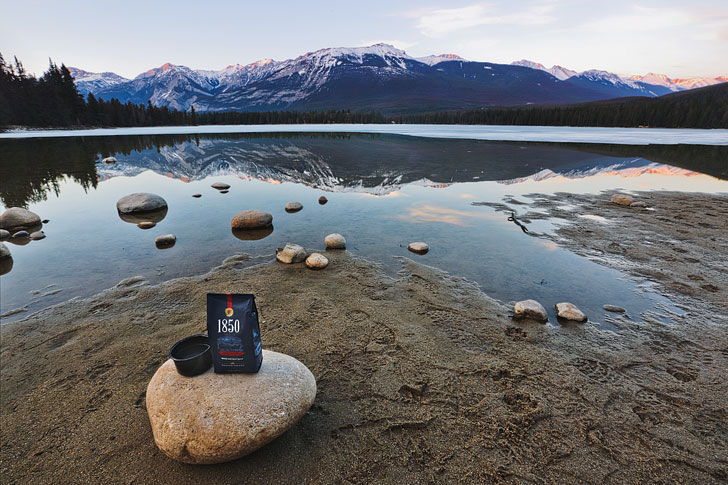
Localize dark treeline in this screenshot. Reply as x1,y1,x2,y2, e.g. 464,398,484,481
1,53,726,129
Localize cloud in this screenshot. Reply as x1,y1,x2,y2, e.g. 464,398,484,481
577,6,695,33
408,2,557,38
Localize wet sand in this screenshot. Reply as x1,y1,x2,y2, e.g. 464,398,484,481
2,195,728,483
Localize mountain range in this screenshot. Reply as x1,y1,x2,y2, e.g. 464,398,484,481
69,44,727,114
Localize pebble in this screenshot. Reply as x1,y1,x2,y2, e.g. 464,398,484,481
305,253,329,270
145,350,316,464
513,299,548,322
211,182,230,190
116,193,168,214
603,304,626,313
42,219,50,224
555,302,588,322
137,222,156,229
324,233,346,249
155,234,176,248
192,194,202,198
29,231,45,240
408,242,429,254
276,243,306,264
611,194,634,206
318,196,328,205
285,202,303,213
231,211,273,230
220,190,229,194
0,207,41,231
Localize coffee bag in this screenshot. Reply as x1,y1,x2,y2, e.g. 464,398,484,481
207,293,263,373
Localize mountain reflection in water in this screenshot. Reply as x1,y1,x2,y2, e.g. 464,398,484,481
1,133,726,208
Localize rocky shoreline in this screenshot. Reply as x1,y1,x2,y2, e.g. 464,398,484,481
1,190,727,483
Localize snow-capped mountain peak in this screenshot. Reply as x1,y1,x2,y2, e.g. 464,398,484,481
66,67,129,95
417,53,466,66
510,59,576,80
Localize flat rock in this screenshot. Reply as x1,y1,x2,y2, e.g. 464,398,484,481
211,182,230,190
603,304,626,313
555,302,588,322
630,201,647,208
0,242,10,259
137,221,156,229
0,229,10,241
305,253,329,270
155,234,176,248
116,193,168,214
146,350,316,464
0,207,41,231
102,156,117,164
611,194,634,206
285,202,303,213
324,233,346,249
276,243,306,264
231,211,273,230
408,242,429,254
29,231,45,240
514,299,548,322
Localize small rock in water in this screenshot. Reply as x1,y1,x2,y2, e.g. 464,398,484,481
630,201,647,208
324,233,346,249
0,207,41,231
514,300,548,322
145,350,316,464
555,302,588,322
211,182,230,190
305,253,329,270
42,219,50,224
29,231,45,240
137,221,156,229
116,193,168,214
155,234,176,249
408,242,429,254
11,230,30,238
603,304,626,313
0,242,11,259
276,243,306,264
231,211,273,230
0,229,9,241
285,202,303,213
102,156,118,164
318,196,328,205
192,194,202,198
220,190,229,194
611,194,634,206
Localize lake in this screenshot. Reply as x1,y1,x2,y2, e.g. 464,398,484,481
1,127,727,325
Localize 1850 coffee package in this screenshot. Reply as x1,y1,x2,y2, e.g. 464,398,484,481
207,293,263,373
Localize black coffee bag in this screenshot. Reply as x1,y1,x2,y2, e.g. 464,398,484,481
207,293,263,373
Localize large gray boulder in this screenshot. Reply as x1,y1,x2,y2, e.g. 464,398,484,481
0,207,41,231
116,193,168,214
146,350,316,464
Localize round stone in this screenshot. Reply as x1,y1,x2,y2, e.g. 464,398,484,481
514,299,548,323
285,202,303,213
29,231,45,240
276,243,306,264
0,229,10,241
116,193,168,214
324,233,346,250
305,253,329,270
611,194,634,206
231,211,273,230
0,207,41,231
146,350,316,464
155,234,176,248
102,156,118,164
211,182,230,190
318,196,328,205
555,302,587,322
408,242,429,254
137,221,156,229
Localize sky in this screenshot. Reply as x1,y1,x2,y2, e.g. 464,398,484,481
2,0,727,79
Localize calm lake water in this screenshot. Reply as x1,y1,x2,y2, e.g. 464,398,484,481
1,129,727,325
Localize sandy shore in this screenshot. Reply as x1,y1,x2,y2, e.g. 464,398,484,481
2,192,727,483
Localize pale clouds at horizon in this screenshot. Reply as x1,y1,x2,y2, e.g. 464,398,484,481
1,0,726,78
